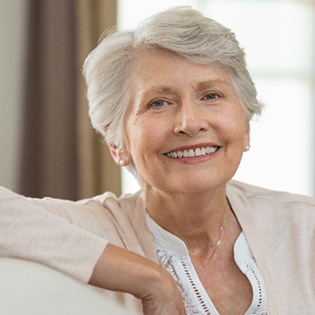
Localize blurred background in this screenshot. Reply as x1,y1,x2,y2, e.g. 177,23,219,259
0,0,314,199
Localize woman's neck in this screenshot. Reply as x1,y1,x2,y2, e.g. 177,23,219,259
144,185,229,247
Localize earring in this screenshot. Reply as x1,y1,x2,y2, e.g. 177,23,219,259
244,145,250,152
119,159,126,166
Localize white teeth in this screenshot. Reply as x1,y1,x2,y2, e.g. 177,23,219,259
166,146,218,158
195,148,201,156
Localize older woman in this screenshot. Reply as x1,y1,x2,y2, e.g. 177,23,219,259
0,7,314,315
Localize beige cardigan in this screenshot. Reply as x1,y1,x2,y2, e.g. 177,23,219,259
0,181,314,314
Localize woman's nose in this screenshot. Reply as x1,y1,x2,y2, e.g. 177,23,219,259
173,103,209,137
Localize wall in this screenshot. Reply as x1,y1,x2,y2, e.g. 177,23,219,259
0,0,27,190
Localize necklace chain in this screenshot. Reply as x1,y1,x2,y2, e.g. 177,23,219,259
208,200,229,262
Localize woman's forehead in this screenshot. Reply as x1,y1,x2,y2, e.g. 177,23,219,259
130,48,233,91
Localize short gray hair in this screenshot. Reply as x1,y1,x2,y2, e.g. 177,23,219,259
83,6,263,150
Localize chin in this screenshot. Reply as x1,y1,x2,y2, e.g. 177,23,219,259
166,180,221,195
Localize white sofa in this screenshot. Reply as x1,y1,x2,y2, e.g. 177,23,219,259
0,258,138,315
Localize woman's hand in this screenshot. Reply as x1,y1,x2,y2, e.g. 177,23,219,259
140,270,186,315
89,244,186,315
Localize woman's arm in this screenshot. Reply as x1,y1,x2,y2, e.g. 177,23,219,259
0,187,186,314
0,187,106,282
90,244,186,315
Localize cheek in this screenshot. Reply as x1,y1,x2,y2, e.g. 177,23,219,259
219,110,247,143
228,105,247,128
126,118,164,158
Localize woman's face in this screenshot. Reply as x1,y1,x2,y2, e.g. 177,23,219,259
124,48,250,195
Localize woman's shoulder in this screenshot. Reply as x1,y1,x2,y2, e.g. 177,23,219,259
228,180,315,213
0,185,145,226
25,188,143,214
89,189,142,206
0,186,147,248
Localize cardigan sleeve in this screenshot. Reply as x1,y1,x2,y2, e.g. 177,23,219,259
0,186,108,283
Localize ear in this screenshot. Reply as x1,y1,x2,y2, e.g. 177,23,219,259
108,143,132,167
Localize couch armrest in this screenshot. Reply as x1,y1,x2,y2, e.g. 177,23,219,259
0,258,137,315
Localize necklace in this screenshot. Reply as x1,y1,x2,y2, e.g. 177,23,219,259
208,200,229,262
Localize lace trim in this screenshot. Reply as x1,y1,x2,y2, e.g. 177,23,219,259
181,259,212,315
235,233,267,315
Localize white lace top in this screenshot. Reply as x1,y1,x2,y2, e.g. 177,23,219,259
147,215,268,315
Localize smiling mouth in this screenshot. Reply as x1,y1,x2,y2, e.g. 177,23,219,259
165,146,220,158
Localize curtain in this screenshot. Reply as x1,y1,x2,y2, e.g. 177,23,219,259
75,0,120,199
19,0,120,199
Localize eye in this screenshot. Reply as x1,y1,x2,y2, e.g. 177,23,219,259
149,99,170,109
202,92,221,101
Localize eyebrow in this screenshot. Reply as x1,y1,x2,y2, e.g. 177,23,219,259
194,79,230,91
139,86,173,101
145,86,173,94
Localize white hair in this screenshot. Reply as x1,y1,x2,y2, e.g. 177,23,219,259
83,6,263,174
